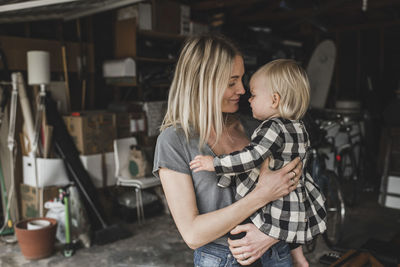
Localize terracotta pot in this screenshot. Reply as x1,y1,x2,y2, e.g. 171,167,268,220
14,217,57,260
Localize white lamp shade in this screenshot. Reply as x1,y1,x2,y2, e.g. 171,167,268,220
27,51,50,85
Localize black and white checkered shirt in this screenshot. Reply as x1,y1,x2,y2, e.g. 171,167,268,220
214,117,327,243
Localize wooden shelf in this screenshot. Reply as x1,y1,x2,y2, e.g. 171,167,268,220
105,77,137,87
138,30,186,41
134,56,176,63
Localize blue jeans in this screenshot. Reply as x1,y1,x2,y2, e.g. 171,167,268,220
194,241,292,267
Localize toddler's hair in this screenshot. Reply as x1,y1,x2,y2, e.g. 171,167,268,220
252,59,310,120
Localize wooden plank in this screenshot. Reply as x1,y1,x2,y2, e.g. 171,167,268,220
0,35,94,73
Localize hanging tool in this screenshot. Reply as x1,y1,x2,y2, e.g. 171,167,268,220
0,83,11,235
0,73,21,243
0,48,16,237
7,73,19,222
59,185,74,257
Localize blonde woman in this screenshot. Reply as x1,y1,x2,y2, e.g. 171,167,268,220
190,59,328,267
153,35,302,266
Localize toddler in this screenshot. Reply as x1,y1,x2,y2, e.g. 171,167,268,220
190,59,327,267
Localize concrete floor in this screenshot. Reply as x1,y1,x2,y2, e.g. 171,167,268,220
0,190,399,267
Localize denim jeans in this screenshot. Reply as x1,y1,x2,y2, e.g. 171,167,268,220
194,241,292,267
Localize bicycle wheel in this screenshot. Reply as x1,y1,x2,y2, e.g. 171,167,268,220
320,170,346,247
337,147,359,206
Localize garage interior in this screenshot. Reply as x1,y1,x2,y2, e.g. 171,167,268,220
0,0,399,266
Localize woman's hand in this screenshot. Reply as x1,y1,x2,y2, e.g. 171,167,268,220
228,223,279,265
253,157,302,203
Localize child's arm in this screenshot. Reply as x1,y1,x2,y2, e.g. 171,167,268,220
189,155,215,172
214,120,284,176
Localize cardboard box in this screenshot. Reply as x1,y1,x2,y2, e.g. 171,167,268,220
23,156,70,188
63,111,117,155
115,17,137,58
114,3,153,58
153,0,180,34
153,1,191,34
117,3,152,31
80,154,103,188
80,152,116,188
20,183,60,219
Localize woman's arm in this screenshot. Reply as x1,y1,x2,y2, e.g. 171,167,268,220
159,157,302,249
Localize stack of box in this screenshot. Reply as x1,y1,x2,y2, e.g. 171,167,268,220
63,111,117,188
21,111,118,219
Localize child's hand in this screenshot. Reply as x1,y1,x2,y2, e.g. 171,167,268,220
189,155,215,172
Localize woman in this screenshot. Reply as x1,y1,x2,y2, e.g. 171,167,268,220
153,34,302,266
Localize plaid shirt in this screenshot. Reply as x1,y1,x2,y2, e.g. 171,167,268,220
214,117,327,243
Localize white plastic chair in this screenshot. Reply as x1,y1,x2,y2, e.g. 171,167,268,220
113,137,161,224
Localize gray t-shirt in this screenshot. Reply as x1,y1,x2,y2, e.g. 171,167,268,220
153,115,259,246
153,126,236,245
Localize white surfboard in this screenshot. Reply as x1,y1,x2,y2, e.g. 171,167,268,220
306,40,336,109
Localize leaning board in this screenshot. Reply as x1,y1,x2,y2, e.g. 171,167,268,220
306,40,336,109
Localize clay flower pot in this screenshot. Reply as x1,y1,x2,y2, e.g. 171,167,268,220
14,217,57,260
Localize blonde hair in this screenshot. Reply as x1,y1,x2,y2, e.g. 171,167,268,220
161,34,240,149
252,59,310,120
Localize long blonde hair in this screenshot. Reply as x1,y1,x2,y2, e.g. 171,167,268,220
161,34,240,149
252,59,310,120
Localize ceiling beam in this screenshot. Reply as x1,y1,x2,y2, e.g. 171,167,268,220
63,0,144,20
191,0,264,11
0,0,79,13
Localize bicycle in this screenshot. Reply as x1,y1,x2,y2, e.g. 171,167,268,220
318,112,365,207
303,112,346,249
